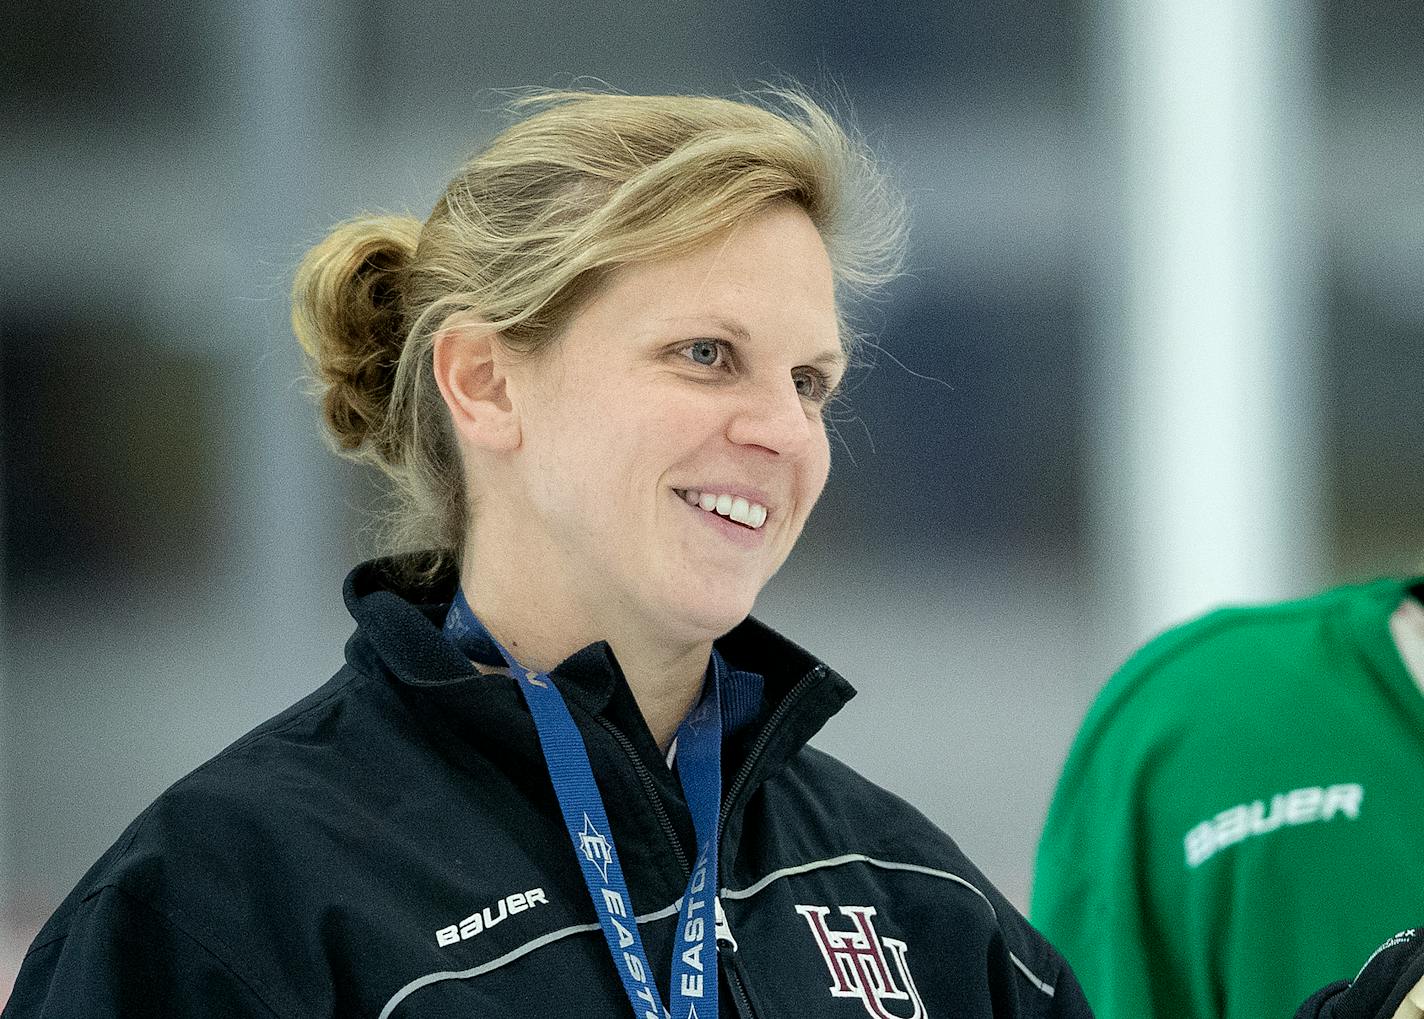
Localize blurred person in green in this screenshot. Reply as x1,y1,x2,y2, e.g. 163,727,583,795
1033,575,1424,1019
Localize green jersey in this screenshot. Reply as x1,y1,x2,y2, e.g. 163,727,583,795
1032,578,1424,1019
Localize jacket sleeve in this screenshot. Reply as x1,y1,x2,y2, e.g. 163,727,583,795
2,885,286,1019
1292,927,1424,1019
1040,955,1096,1019
1030,692,1194,1019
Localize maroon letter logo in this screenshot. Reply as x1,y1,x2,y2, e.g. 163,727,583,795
795,904,924,1019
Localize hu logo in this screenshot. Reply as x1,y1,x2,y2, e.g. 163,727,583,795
795,904,924,1019
578,814,613,882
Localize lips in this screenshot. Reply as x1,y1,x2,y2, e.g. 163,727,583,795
670,488,768,548
674,488,768,529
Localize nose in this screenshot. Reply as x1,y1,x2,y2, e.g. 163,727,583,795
724,372,815,457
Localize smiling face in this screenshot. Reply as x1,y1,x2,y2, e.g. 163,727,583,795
498,201,843,648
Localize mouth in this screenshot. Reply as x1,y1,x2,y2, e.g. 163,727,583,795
673,488,769,530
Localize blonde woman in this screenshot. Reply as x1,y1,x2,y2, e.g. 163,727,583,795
4,90,1093,1018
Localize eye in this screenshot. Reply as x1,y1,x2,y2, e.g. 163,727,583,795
682,339,726,368
793,368,834,402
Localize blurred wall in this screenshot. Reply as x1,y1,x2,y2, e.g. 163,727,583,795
3,0,1422,1002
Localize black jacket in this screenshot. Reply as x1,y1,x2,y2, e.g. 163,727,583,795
4,555,1092,1018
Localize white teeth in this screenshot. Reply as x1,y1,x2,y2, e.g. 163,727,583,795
677,488,770,530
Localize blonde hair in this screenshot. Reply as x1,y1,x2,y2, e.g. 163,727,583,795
291,87,905,567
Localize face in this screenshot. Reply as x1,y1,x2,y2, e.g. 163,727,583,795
504,201,843,646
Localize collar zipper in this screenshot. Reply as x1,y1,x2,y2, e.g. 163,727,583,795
718,664,825,833
710,665,824,1019
594,661,827,882
596,716,692,877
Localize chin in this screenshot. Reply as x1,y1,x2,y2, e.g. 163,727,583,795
659,587,759,642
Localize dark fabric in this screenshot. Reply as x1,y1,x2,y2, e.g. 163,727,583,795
4,553,1093,1019
4,887,287,1017
1294,928,1424,1019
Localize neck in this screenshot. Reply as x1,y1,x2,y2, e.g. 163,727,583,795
606,641,712,752
459,556,711,752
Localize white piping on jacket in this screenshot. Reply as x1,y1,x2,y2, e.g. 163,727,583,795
376,853,1054,1016
719,852,1054,997
376,900,682,1019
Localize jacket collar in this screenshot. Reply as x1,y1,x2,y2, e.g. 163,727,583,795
340,553,857,784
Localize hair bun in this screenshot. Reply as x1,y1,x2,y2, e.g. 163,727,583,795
291,215,423,461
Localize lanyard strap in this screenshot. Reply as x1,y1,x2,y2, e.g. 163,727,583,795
445,591,721,1019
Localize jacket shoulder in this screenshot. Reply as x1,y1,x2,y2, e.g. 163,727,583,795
773,745,973,856
769,746,1029,915
25,666,380,959
7,883,293,1018
745,746,1087,1016
10,667,388,1018
1069,579,1404,766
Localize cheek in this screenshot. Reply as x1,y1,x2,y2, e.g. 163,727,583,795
529,377,628,475
633,389,723,464
523,411,615,524
802,429,832,505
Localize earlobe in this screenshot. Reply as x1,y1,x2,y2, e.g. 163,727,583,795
432,318,521,452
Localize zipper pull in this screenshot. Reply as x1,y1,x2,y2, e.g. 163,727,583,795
714,896,738,954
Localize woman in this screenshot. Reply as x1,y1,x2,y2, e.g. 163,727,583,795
3,89,1092,1017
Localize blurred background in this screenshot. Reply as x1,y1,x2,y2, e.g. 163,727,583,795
2,0,1421,1001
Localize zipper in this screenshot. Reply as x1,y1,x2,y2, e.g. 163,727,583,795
599,661,827,1019
712,666,824,1018
598,661,826,878
597,716,692,876
718,664,825,832
717,904,761,1019
721,948,760,1019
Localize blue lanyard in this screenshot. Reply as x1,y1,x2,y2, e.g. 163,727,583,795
444,591,721,1019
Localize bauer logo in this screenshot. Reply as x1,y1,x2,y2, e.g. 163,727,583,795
1183,782,1363,868
435,887,548,947
795,904,925,1019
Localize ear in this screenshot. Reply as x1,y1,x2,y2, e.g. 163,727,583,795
432,316,521,453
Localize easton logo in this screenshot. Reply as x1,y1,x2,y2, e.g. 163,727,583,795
795,904,925,1019
579,814,614,882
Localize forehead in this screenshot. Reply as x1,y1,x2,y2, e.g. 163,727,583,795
576,204,842,354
